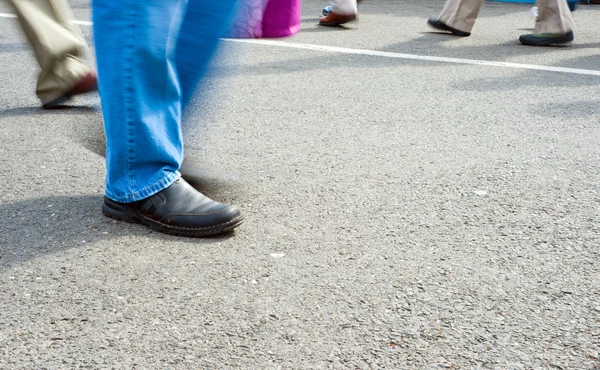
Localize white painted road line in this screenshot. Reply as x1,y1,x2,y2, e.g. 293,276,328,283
72,19,93,26
0,12,92,25
2,12,599,77
227,38,600,77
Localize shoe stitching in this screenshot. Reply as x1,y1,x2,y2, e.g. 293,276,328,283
105,200,241,230
106,198,232,216
139,213,244,230
159,205,235,218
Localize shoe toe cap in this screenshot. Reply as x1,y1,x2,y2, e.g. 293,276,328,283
163,204,243,230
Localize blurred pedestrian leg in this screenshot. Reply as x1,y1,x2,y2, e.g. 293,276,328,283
92,0,244,237
428,0,575,45
9,0,97,108
520,0,575,45
227,0,301,38
435,0,483,35
535,0,574,33
331,0,357,15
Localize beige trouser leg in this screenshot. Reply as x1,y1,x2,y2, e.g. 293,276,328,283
9,0,91,104
331,0,357,15
535,0,574,33
438,0,484,33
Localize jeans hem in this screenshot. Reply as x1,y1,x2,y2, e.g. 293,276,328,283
105,171,179,203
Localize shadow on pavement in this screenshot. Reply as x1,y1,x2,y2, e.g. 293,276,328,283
300,0,536,18
355,0,535,18
213,35,599,90
300,26,358,33
0,42,29,53
0,195,110,267
0,195,235,268
454,63,600,93
533,100,600,119
0,105,99,118
380,33,589,62
66,113,246,198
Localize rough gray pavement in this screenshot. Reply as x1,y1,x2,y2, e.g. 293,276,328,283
1,0,599,368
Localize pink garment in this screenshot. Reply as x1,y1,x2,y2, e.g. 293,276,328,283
262,0,301,37
227,0,301,38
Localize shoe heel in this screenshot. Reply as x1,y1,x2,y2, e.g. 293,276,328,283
102,202,138,223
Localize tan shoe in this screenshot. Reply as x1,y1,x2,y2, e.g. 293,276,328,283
42,72,98,109
319,11,357,27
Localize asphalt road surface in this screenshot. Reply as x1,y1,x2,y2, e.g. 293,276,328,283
1,0,599,368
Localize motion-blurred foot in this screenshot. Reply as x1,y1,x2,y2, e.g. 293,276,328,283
319,11,357,27
519,31,574,46
427,18,471,37
42,71,98,109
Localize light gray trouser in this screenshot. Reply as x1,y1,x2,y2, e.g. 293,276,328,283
438,0,574,34
10,0,92,104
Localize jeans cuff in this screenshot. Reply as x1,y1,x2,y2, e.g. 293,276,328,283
105,171,179,203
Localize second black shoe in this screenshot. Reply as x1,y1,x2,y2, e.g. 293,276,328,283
427,18,471,37
102,177,243,237
519,31,574,46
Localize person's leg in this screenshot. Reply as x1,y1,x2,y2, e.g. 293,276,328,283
93,0,243,236
320,0,357,26
176,0,239,109
262,0,302,38
535,0,574,33
9,0,96,107
175,0,239,192
330,0,357,15
93,0,185,203
519,0,574,45
428,0,484,36
226,0,269,39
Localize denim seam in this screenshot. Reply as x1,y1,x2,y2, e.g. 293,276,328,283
124,4,136,196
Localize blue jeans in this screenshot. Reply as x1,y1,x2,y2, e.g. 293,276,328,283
92,0,238,203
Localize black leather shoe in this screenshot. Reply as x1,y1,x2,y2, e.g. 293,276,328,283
427,18,471,37
519,31,574,46
102,177,243,237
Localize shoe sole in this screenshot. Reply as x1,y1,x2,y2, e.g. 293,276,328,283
102,201,244,237
519,38,573,46
42,74,98,109
42,95,71,109
427,19,470,37
42,89,96,109
319,15,357,27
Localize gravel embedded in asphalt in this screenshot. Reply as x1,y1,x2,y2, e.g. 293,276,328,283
0,0,599,368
